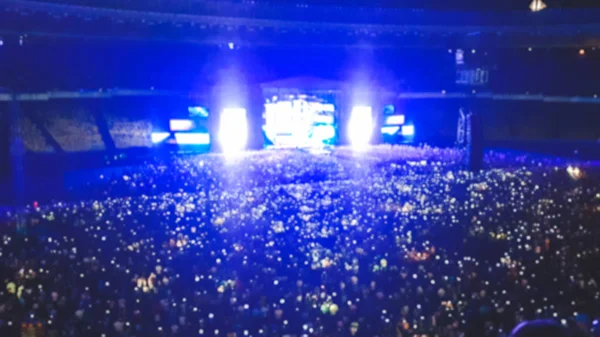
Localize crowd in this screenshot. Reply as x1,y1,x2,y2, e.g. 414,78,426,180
1,145,600,337
15,117,54,153
13,111,152,154
42,110,105,152
105,115,152,149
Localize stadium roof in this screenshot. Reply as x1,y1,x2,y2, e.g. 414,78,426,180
25,0,600,11
3,0,600,49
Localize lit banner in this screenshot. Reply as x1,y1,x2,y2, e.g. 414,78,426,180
384,115,405,126
170,119,195,132
174,133,210,145
264,97,336,148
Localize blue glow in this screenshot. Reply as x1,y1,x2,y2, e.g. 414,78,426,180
381,126,400,136
401,125,415,136
383,105,395,115
174,133,211,145
188,106,209,118
151,132,170,144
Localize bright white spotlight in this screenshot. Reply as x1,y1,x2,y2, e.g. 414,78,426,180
348,106,373,149
219,108,248,153
530,0,546,12
151,132,170,144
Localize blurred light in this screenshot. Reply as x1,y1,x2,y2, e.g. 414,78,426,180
381,126,400,136
219,108,248,153
314,114,335,124
384,115,405,125
312,124,336,141
579,49,586,56
321,104,336,112
471,49,476,54
528,47,533,52
170,119,195,132
228,42,235,50
401,125,415,137
0,38,3,47
455,49,464,65
566,165,582,180
151,132,170,144
530,0,547,12
348,106,373,148
383,104,395,115
174,133,210,145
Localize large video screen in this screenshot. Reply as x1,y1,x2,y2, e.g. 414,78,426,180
263,96,336,148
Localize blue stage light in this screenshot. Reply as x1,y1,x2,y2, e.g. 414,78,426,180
401,125,415,137
174,133,210,145
151,132,170,144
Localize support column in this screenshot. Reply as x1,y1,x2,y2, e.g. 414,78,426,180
10,93,27,233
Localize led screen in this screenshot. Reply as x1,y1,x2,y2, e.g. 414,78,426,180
263,97,336,148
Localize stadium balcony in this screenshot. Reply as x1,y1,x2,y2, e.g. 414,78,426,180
2,0,600,47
